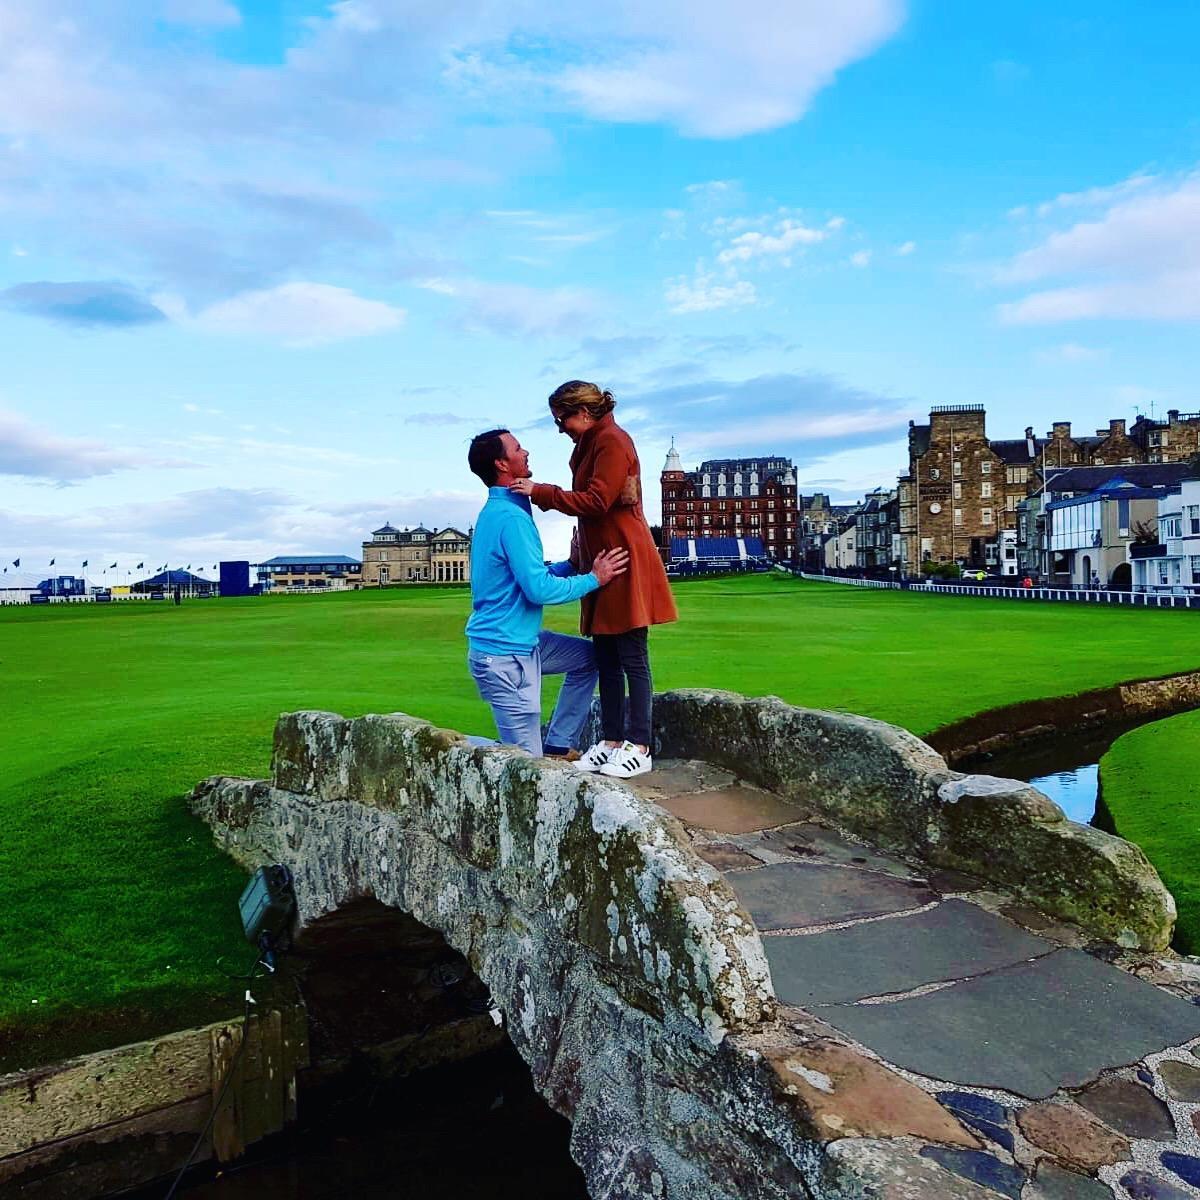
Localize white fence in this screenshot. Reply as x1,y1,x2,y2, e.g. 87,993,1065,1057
797,573,1200,610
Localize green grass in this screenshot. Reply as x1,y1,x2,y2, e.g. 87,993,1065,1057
1100,711,1200,955
4,574,1200,1068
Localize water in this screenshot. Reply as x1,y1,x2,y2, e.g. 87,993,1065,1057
137,1044,587,1200
1025,761,1100,825
968,720,1144,825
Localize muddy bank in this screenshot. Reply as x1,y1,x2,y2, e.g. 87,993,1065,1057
926,669,1200,765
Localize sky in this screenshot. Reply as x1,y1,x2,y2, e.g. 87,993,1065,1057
3,0,1200,577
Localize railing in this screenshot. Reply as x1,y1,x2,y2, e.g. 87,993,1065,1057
797,573,1200,609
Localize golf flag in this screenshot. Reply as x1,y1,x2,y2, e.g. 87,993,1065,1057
82,560,88,567
109,561,117,569
12,559,18,567
49,558,55,566
136,562,144,569
186,564,191,570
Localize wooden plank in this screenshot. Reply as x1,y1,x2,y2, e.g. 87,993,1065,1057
0,1022,225,1156
0,1096,212,1199
208,1023,244,1164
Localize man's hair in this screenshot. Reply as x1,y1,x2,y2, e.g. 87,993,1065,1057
468,428,510,487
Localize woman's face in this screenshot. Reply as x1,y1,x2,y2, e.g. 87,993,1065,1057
552,407,593,443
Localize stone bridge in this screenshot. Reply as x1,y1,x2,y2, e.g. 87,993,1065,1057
191,690,1200,1200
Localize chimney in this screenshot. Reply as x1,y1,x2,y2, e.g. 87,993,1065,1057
1168,409,1180,422
1052,422,1071,439
1025,426,1036,458
1109,418,1126,436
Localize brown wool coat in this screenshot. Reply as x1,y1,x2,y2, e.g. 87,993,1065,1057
531,414,678,636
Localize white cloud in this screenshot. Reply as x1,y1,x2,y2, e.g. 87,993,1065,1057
997,172,1200,324
159,282,406,345
1033,173,1155,218
554,0,906,138
0,407,191,480
895,240,916,256
717,219,826,265
849,250,872,268
664,273,757,314
684,407,909,450
1034,342,1109,364
416,277,599,337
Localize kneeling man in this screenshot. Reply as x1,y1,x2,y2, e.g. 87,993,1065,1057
466,428,627,756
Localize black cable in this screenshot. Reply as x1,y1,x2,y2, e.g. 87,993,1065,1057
162,947,265,1200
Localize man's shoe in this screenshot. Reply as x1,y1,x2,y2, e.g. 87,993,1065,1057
574,742,614,773
544,746,582,762
598,742,652,779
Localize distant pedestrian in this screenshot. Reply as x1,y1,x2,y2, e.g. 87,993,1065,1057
1021,576,1034,590
511,381,677,779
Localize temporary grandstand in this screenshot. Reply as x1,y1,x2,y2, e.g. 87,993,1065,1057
667,536,771,572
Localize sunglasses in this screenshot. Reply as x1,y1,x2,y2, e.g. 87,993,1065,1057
552,408,587,429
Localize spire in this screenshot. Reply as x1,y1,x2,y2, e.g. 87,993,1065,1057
663,436,682,473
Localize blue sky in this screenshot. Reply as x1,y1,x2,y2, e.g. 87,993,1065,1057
3,0,1199,573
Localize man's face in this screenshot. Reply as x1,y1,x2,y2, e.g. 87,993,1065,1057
496,432,531,481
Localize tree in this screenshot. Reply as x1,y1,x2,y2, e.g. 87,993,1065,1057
648,524,664,548
1131,519,1160,545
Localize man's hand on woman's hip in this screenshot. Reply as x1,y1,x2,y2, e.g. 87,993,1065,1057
592,548,629,587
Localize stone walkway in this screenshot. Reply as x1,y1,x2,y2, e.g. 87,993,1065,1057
628,761,1200,1200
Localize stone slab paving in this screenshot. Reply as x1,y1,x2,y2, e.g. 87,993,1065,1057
726,860,937,931
760,898,1053,1006
630,759,1200,1199
820,950,1200,1099
748,820,923,878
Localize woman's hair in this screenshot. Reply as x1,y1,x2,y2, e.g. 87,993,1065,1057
548,380,615,418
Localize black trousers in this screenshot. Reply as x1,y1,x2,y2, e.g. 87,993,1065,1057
593,627,652,747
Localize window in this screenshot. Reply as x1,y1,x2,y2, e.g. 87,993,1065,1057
981,482,992,499
1188,505,1200,535
982,508,993,525
929,468,941,480
954,508,963,526
981,462,991,475
1006,494,1019,511
953,460,962,476
1191,555,1200,582
953,482,962,500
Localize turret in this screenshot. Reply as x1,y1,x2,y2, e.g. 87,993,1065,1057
662,437,683,475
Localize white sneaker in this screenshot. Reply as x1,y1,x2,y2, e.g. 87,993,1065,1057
574,741,615,773
598,741,652,779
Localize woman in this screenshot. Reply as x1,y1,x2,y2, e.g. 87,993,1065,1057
509,380,677,779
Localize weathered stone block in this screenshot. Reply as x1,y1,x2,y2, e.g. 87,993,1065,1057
1016,1101,1129,1172
762,1040,978,1147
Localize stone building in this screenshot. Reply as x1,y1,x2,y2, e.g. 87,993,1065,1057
661,441,799,564
361,523,471,586
854,488,899,570
898,405,1035,572
1130,409,1200,463
900,404,1200,574
798,492,836,571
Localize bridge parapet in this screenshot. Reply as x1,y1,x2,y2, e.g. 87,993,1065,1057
643,689,1176,951
197,709,775,1043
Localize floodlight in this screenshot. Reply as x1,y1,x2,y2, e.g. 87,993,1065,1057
238,865,296,949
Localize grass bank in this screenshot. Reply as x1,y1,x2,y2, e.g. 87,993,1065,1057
4,574,1200,1068
1100,711,1200,954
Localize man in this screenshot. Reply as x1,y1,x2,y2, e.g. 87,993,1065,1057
466,428,628,757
